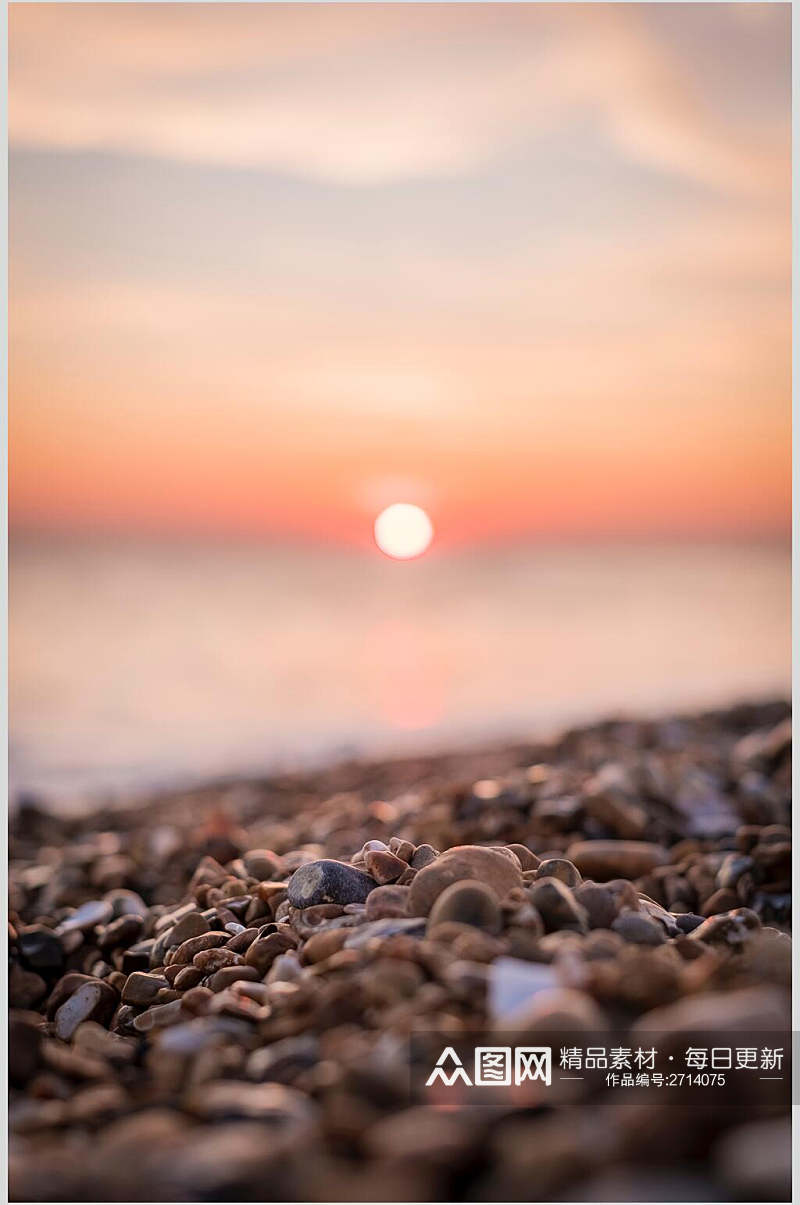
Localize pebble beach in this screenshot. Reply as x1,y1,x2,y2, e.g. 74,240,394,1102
9,699,792,1202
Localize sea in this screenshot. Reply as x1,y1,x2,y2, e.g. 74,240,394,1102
9,533,790,810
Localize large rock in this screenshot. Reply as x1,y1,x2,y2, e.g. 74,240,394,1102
408,845,523,916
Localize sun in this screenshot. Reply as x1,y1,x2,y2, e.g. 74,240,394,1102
374,503,434,559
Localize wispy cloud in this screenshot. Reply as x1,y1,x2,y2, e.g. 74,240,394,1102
10,4,789,191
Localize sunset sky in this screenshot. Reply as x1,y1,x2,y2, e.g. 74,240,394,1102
9,3,790,548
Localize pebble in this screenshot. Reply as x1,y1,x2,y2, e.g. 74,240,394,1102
54,980,117,1041
573,883,619,929
364,884,410,920
427,880,503,935
242,849,282,880
363,849,407,884
611,911,666,945
535,858,581,887
121,972,169,1006
408,845,523,915
17,926,64,975
55,899,113,935
566,840,669,880
688,907,761,947
286,860,378,908
410,844,438,869
528,877,588,933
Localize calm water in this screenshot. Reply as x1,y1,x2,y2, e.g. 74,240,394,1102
10,535,790,808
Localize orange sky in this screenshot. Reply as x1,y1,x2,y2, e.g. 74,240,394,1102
9,3,791,547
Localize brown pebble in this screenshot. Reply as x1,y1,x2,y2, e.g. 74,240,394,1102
611,911,666,946
132,999,184,1032
173,965,204,991
165,911,209,947
181,986,214,1015
193,948,242,973
410,844,438,869
242,849,282,880
688,908,761,947
528,877,588,933
408,845,523,915
566,840,669,881
574,883,619,929
364,849,407,884
244,930,297,974
121,972,169,1006
364,885,410,921
302,928,350,964
535,858,581,887
206,965,261,992
388,838,415,862
506,844,541,871
225,927,259,953
427,880,503,935
167,932,227,966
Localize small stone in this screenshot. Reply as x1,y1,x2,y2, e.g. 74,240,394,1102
611,912,666,946
302,928,350,964
54,980,117,1040
98,915,143,953
427,880,502,935
181,986,214,1015
506,844,540,871
388,838,415,862
242,849,282,880
286,860,378,908
122,972,169,1006
688,907,761,947
364,849,407,884
193,948,242,973
535,858,581,887
408,845,523,915
17,926,64,976
528,877,588,933
244,930,297,974
166,912,210,947
573,883,618,930
121,940,154,974
206,966,261,992
566,840,669,881
410,844,438,869
672,912,705,933
364,885,410,920
167,932,227,966
55,899,113,935
132,999,184,1032
173,965,205,991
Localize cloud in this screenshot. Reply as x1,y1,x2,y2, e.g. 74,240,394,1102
9,4,789,192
